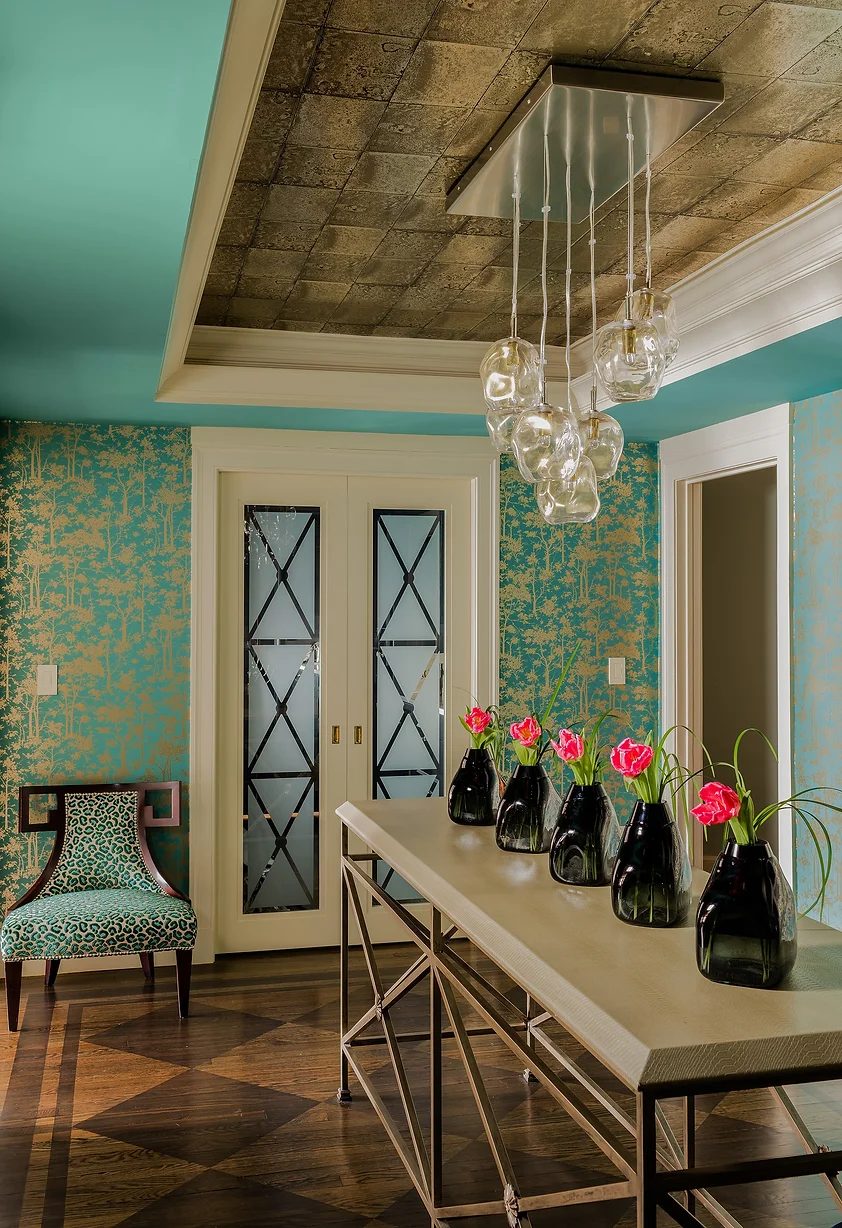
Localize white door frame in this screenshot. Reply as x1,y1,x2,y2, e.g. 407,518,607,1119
190,426,498,964
659,404,793,880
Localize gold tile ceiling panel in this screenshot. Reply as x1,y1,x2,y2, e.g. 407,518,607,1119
199,0,842,346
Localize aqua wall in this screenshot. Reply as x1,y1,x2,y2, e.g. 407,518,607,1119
0,423,660,912
792,391,842,927
0,422,191,910
499,448,660,808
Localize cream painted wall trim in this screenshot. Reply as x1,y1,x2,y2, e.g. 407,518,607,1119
189,427,498,963
158,0,286,392
659,404,793,880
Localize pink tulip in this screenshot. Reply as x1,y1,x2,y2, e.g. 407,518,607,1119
691,781,742,826
464,706,492,736
550,728,585,763
510,716,541,748
610,737,654,779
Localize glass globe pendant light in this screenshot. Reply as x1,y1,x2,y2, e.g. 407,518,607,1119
594,100,666,403
512,125,582,485
614,113,679,368
580,175,624,483
481,178,541,453
537,454,600,524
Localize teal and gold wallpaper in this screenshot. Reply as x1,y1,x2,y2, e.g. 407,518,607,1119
0,422,191,911
499,446,660,806
792,391,842,927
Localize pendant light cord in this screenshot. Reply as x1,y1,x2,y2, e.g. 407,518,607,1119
564,104,573,406
625,95,635,318
510,175,521,337
644,100,652,291
539,121,550,402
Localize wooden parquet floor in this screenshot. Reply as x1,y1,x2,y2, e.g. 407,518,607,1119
1,946,842,1227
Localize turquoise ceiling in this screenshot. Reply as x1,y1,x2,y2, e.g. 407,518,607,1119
1,2,841,441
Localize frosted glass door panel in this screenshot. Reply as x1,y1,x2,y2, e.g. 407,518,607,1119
372,509,444,903
243,506,319,913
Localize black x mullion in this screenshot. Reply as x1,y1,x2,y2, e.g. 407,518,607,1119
247,644,316,774
378,518,441,642
375,649,439,770
249,512,316,641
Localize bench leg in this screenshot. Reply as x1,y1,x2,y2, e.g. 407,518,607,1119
45,959,61,988
139,952,155,981
5,962,22,1032
175,950,192,1019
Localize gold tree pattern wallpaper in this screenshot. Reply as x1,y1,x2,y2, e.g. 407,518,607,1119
499,446,660,806
0,422,191,912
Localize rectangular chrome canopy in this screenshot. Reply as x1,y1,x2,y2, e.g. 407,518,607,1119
446,64,724,224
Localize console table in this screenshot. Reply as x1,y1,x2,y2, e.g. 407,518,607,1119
337,797,842,1227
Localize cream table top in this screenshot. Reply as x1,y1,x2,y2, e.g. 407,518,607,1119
338,797,842,1091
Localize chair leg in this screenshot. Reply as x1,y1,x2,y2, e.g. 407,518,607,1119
45,959,61,988
175,949,192,1020
5,962,22,1032
139,952,155,981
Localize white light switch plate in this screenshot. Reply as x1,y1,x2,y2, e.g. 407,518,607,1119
36,664,58,695
608,657,626,686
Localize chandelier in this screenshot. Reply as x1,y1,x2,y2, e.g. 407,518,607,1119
447,66,722,526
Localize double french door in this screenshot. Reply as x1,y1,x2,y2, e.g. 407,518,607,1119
216,469,478,951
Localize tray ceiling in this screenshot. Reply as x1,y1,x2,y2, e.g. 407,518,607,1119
198,0,842,346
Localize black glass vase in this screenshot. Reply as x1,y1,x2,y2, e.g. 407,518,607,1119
549,784,621,886
696,840,796,988
496,764,560,854
611,801,692,927
447,748,498,827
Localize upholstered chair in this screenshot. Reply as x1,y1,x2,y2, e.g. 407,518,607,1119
1,782,197,1031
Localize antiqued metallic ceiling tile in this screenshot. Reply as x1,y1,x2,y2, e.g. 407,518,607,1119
657,248,719,283
736,135,842,184
393,40,510,108
478,50,553,111
218,215,257,246
798,100,842,143
237,135,282,184
243,248,310,279
226,184,268,220
356,256,430,284
281,280,352,320
262,183,341,224
446,107,509,159
647,212,725,252
382,304,440,327
204,273,239,297
667,131,780,178
433,233,509,264
311,224,387,258
345,150,437,194
702,218,769,252
648,173,723,215
613,0,766,70
274,145,358,189
196,295,229,325
272,318,326,331
750,184,827,225
413,261,486,294
457,215,515,239
209,246,247,277
372,228,448,259
327,0,440,38
250,92,298,143
368,102,470,156
263,21,322,94
392,195,463,231
329,189,411,226
288,95,386,149
415,155,474,198
237,274,298,300
700,2,842,77
456,287,511,312
427,0,548,49
785,28,842,84
252,221,322,251
720,79,842,139
300,254,369,280
308,30,416,100
801,156,842,190
373,323,420,335
518,0,654,59
227,297,281,326
331,283,403,322
687,178,786,221
283,0,331,21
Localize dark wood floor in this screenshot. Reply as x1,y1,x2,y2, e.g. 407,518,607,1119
1,946,842,1227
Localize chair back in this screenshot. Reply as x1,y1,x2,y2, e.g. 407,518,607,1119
41,789,160,895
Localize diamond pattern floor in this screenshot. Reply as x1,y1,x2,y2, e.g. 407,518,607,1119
1,948,842,1227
